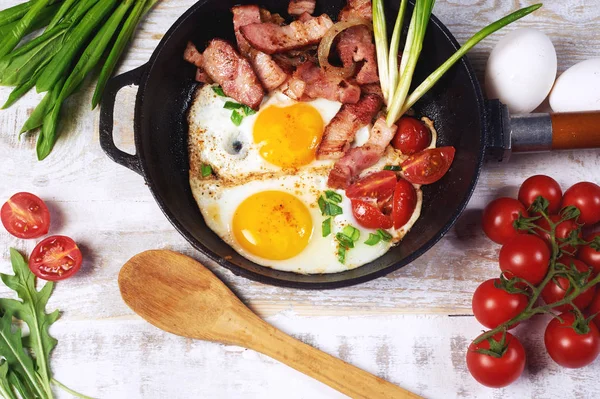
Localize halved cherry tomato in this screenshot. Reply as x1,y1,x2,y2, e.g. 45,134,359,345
401,147,455,185
391,116,431,155
541,257,595,312
346,171,397,202
535,215,581,255
392,179,417,229
1,192,50,239
351,200,393,229
29,235,82,281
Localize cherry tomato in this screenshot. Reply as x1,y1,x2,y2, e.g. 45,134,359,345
472,279,528,329
346,171,397,202
392,179,417,229
561,182,600,225
518,175,562,214
544,312,600,368
0,192,50,239
499,235,550,285
541,257,595,312
466,332,525,388
351,200,393,229
391,116,431,155
482,198,529,245
29,235,82,281
578,232,600,276
587,290,600,330
535,215,581,255
401,147,455,185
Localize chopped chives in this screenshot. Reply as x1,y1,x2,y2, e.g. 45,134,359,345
212,85,225,96
322,217,331,237
384,165,401,171
201,164,212,177
365,233,381,246
325,190,343,203
377,229,393,241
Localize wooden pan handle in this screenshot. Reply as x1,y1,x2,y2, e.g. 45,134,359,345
551,111,600,150
240,317,421,399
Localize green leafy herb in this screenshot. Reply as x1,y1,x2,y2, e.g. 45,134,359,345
322,217,331,237
336,225,362,263
324,190,342,203
323,201,343,217
342,225,360,242
212,85,225,96
201,164,212,177
223,101,244,110
337,246,346,264
318,196,326,214
377,229,393,242
336,232,355,249
226,102,256,126
364,233,382,246
383,165,401,171
231,110,244,126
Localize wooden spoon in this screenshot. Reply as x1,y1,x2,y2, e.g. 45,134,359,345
119,250,421,399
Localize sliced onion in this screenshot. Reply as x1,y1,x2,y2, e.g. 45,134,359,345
317,18,373,78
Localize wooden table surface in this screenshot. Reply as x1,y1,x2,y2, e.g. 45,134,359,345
1,1,600,398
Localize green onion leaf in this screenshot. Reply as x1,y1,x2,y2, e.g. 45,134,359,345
212,85,225,96
325,190,343,203
318,196,327,214
378,229,393,241
336,233,355,249
322,218,332,237
242,105,256,116
224,101,244,110
383,165,401,171
201,164,212,177
365,233,382,246
231,110,244,126
337,246,346,264
342,225,360,242
325,202,343,217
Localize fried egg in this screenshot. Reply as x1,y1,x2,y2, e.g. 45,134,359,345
188,85,424,274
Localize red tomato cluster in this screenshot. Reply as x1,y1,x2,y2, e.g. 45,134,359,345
468,176,600,388
1,192,82,281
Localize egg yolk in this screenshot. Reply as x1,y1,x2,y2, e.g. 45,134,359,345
232,191,313,260
253,103,324,168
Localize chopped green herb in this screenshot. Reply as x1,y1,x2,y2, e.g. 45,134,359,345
242,105,256,116
231,110,244,126
342,225,360,241
201,164,212,177
384,165,401,171
324,201,343,217
212,85,225,96
336,232,355,249
365,233,382,246
322,217,332,237
337,246,347,264
318,196,326,214
377,229,393,241
224,101,244,110
325,190,343,203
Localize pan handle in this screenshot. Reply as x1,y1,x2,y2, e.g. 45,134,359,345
99,64,148,176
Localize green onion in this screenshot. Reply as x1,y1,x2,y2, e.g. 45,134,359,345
325,190,343,203
212,85,225,96
337,246,346,264
224,101,243,110
322,217,331,237
365,233,381,246
201,164,212,177
386,0,408,102
336,233,354,249
324,201,343,217
342,225,360,242
372,0,389,103
383,165,401,171
231,110,243,126
377,229,393,242
318,196,326,214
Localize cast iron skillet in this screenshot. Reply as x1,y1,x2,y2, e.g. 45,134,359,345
99,0,487,289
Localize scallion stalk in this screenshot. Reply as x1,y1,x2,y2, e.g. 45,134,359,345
372,0,390,103
386,0,408,102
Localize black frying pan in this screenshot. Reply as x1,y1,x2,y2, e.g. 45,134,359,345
98,0,488,289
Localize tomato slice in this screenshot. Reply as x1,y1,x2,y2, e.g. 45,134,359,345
401,146,455,185
1,192,50,239
346,171,397,201
29,235,82,281
351,199,393,229
392,179,417,229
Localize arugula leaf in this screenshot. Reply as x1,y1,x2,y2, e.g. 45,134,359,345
8,370,33,399
0,361,17,399
0,249,59,395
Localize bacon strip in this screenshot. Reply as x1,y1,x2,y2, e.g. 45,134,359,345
260,8,285,25
184,42,213,83
317,94,382,160
328,117,398,189
232,5,288,91
337,26,378,84
202,39,264,109
288,0,316,16
285,61,361,103
338,0,372,21
240,14,334,54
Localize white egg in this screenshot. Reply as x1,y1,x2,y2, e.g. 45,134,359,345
550,58,600,112
485,28,557,114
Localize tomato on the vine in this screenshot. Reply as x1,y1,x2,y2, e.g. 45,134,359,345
401,147,455,185
578,232,600,276
29,235,82,281
544,312,600,368
588,290,600,330
541,257,595,312
518,175,562,214
535,215,581,255
391,116,431,155
472,279,528,329
1,192,50,239
561,182,600,225
499,235,550,285
482,198,529,245
466,332,525,388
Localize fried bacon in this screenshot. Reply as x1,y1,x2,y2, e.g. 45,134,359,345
337,25,378,84
338,0,372,21
288,0,316,16
285,61,361,103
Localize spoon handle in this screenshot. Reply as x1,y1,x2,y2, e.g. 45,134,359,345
241,317,421,399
